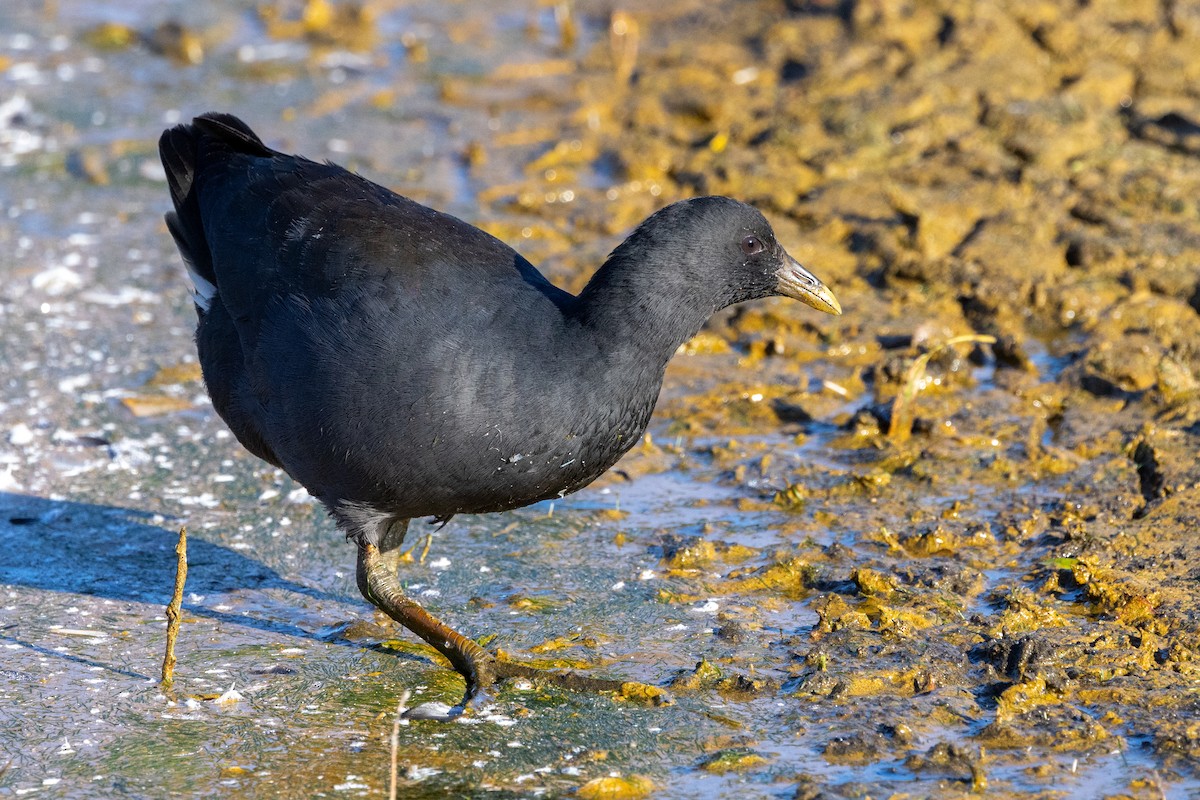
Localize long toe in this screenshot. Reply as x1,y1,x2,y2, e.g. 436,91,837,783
492,657,662,699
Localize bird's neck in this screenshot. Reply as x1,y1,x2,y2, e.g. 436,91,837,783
569,249,718,368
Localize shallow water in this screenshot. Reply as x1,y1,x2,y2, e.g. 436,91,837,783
3,0,1200,798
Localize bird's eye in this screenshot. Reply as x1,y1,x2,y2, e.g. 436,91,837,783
741,235,765,256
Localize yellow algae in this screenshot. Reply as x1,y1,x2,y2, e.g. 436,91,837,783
863,600,936,633
990,588,1072,634
260,0,376,51
996,677,1062,720
662,539,760,570
843,672,915,697
773,483,807,511
813,595,872,634
655,588,701,605
617,682,671,706
147,362,203,386
669,658,724,691
528,633,601,654
121,395,194,417
577,775,655,800
506,594,564,613
83,22,138,50
699,749,770,774
901,528,959,557
677,331,732,356
717,558,815,599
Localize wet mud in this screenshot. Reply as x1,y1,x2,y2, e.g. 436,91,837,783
1,0,1198,797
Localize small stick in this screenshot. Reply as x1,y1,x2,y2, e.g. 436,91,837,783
389,690,411,800
161,526,188,687
888,335,996,443
609,11,639,84
554,1,576,51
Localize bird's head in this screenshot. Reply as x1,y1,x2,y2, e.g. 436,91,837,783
620,196,841,316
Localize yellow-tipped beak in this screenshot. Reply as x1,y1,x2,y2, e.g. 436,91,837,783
776,254,841,315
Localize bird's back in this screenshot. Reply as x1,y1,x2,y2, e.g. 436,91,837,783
160,114,571,343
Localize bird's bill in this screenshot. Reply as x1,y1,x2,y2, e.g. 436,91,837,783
775,254,842,315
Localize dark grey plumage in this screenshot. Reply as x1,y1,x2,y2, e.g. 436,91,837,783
160,113,839,546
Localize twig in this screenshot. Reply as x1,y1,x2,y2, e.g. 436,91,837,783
888,335,996,442
161,526,188,687
389,689,411,800
554,1,576,50
609,11,638,84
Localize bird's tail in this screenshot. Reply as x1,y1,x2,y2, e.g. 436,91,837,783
158,113,272,313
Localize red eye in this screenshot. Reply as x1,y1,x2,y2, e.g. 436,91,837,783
741,235,765,255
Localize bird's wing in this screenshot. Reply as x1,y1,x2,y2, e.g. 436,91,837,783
166,114,571,357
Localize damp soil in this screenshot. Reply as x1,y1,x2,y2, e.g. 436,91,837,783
1,0,1199,798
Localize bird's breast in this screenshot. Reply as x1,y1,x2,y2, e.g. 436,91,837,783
417,393,655,515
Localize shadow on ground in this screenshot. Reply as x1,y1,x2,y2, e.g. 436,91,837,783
0,491,346,645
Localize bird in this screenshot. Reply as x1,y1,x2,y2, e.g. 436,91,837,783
159,112,841,715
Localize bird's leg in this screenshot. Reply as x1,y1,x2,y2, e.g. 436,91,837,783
356,539,497,703
356,538,653,716
368,518,409,628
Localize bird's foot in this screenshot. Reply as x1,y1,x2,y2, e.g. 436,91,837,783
356,541,669,718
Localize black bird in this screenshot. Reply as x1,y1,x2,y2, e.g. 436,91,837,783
159,113,841,713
